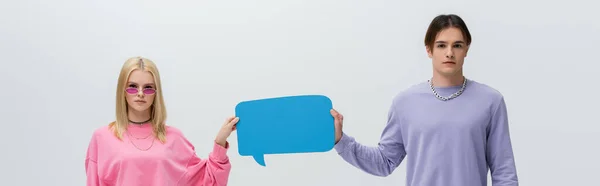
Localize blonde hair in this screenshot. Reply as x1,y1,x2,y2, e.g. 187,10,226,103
109,57,167,143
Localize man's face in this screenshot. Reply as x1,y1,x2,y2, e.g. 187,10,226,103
427,27,469,77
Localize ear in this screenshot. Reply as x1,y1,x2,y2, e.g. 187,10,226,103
464,45,470,57
426,46,433,58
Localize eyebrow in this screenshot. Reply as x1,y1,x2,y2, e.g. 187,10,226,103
435,41,465,44
127,82,155,86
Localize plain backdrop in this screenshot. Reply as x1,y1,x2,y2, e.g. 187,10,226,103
1,0,599,185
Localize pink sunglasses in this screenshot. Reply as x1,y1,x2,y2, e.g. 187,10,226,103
125,87,156,95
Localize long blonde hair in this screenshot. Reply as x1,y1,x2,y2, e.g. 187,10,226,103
109,57,168,143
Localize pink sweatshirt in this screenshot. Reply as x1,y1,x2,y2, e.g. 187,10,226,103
85,123,231,186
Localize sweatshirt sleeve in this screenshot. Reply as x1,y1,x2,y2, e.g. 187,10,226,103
486,97,519,185
85,132,100,186
182,139,232,186
333,101,407,177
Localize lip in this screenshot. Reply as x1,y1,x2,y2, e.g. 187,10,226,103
134,100,146,103
442,61,456,64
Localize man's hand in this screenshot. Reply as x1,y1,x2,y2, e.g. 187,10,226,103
330,109,344,144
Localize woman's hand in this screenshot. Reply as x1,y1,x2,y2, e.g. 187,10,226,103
215,116,239,148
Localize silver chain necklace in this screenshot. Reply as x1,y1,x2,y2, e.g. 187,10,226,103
428,77,467,101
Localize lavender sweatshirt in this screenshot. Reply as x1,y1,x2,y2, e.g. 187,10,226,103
334,79,518,186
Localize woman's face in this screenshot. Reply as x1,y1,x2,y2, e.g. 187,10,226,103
427,27,469,77
125,69,156,114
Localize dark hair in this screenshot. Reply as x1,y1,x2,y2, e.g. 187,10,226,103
424,14,472,52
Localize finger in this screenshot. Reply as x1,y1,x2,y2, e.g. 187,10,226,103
227,117,239,127
335,114,343,126
224,116,235,123
224,116,238,125
330,109,338,117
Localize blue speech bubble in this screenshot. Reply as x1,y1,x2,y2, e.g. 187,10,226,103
235,95,335,166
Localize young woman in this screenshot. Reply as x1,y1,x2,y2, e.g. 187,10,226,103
85,57,238,186
331,14,519,186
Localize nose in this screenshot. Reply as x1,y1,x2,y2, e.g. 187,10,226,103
445,48,454,59
136,88,144,97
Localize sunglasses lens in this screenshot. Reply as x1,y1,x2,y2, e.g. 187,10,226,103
125,88,138,94
143,89,156,94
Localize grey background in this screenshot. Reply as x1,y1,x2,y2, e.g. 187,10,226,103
1,0,598,185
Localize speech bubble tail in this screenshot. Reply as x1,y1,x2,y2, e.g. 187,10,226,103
253,155,266,167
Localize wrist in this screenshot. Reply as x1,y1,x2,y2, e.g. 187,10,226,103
215,138,227,147
335,132,344,144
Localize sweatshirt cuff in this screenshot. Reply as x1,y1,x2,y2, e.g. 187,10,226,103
210,141,229,162
334,133,352,154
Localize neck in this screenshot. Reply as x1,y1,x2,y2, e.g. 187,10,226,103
128,108,151,123
431,71,465,87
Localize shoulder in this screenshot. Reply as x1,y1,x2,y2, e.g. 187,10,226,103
469,79,503,96
164,125,198,152
87,124,116,154
390,81,431,105
165,125,190,143
467,79,505,103
165,125,186,138
90,124,113,140
165,125,194,144
465,80,509,116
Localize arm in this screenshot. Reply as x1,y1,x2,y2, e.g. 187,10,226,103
183,116,237,186
85,133,100,186
333,104,406,177
486,97,519,185
85,159,100,186
183,140,231,186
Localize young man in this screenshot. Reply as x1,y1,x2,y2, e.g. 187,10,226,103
330,14,519,186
